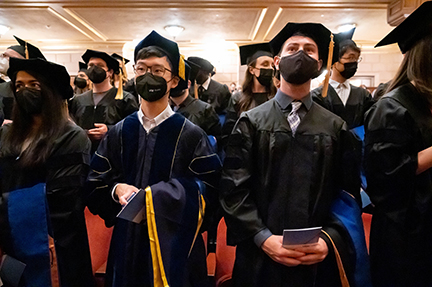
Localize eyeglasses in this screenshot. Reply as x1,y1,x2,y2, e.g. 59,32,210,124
133,64,172,77
340,56,362,63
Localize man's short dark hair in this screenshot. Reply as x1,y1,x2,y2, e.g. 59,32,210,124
135,46,174,71
339,40,361,59
278,32,318,56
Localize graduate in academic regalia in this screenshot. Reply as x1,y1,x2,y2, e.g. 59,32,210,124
73,61,92,95
311,28,374,130
222,42,276,147
110,53,130,90
86,31,221,287
0,36,46,125
364,2,432,286
187,56,231,115
69,49,138,153
170,59,221,142
0,58,94,287
220,22,368,287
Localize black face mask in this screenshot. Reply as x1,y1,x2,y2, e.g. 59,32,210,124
15,87,43,115
74,77,87,89
339,61,358,79
279,50,319,85
256,68,274,87
170,86,185,98
135,73,168,102
87,66,107,84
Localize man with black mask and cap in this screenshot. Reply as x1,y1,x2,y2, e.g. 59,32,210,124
311,30,374,129
170,59,221,144
73,61,92,95
220,22,368,287
69,49,138,153
0,36,46,125
85,30,221,287
187,56,231,115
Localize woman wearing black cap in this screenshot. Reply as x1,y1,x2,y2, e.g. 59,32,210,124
0,58,94,286
364,2,432,286
222,43,276,147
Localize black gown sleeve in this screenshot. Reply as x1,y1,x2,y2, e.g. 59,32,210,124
220,115,267,244
364,97,418,213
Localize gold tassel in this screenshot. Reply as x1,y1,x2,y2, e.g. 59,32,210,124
178,54,186,81
193,80,198,99
322,34,334,98
25,42,29,59
115,62,123,100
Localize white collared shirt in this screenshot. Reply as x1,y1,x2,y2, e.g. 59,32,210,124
111,104,174,202
137,103,174,133
200,77,211,91
330,79,351,106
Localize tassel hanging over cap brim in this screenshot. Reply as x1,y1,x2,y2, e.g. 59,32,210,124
322,34,334,98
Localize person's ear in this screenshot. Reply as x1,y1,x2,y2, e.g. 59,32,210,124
170,76,180,89
107,69,114,79
248,66,255,75
274,56,281,70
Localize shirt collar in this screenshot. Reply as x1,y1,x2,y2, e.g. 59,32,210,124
138,103,174,129
274,89,313,111
330,79,350,89
201,77,211,90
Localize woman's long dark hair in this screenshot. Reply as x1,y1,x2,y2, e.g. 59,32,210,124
3,70,70,167
238,59,276,114
387,33,432,98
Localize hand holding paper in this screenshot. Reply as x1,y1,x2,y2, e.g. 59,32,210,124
117,189,146,224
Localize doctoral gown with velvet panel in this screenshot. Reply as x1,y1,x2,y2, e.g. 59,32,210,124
86,112,221,287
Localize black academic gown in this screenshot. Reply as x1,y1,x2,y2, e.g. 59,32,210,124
364,83,432,287
191,79,231,115
0,81,14,120
68,87,138,152
0,122,94,287
222,91,271,147
86,112,221,287
220,90,360,287
172,94,221,139
311,84,374,129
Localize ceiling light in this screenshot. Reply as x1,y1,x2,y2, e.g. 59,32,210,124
164,25,185,39
0,25,10,35
337,23,356,33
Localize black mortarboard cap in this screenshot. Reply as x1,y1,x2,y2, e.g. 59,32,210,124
79,61,87,72
239,43,273,66
269,22,332,70
82,49,120,74
9,36,46,60
187,56,214,74
186,59,201,83
134,30,185,80
375,1,432,53
332,27,356,64
111,53,130,65
8,58,73,99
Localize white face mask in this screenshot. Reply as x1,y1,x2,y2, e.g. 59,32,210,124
0,56,9,76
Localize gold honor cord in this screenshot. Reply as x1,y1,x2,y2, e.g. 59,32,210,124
321,230,350,287
146,187,170,287
115,58,124,100
322,34,334,98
